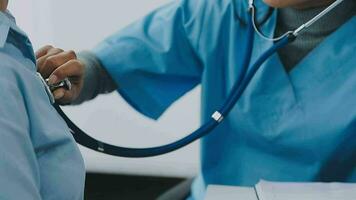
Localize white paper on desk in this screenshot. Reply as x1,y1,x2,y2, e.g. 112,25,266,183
255,180,356,200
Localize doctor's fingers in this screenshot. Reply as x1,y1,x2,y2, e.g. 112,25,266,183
36,45,55,59
52,87,79,104
50,60,84,104
36,47,63,68
48,59,85,85
37,50,77,78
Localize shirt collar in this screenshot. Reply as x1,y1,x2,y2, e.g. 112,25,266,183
0,10,29,41
0,10,36,64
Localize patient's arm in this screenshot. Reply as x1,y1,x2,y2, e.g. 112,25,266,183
0,56,42,199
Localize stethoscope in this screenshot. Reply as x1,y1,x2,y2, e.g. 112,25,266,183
38,0,345,158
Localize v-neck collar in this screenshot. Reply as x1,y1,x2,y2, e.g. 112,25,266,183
250,9,356,104
232,1,356,106
289,16,356,91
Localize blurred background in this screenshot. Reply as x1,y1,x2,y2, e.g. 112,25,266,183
9,0,201,199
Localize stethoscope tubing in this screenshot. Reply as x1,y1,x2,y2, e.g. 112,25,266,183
54,13,294,157
48,0,352,160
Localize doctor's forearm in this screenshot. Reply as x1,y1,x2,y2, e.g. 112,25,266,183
73,51,117,104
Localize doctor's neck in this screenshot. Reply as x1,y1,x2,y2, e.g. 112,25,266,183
0,0,8,11
264,0,336,9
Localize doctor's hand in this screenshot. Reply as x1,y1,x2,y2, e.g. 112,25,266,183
36,45,85,104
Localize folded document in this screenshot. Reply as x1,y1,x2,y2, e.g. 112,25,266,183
255,180,356,200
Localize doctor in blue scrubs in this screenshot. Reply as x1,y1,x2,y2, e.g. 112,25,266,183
0,0,85,199
37,0,356,199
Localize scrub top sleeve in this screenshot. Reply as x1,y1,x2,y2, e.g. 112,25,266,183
73,51,117,105
93,0,205,119
0,64,42,199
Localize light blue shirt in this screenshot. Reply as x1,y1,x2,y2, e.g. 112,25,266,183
0,11,85,199
93,0,356,199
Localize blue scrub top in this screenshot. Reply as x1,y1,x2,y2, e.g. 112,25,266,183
93,0,356,199
0,11,85,199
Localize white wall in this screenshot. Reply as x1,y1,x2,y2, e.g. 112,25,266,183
9,0,201,178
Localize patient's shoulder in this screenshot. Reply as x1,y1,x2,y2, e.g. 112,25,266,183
0,52,26,72
0,42,36,74
0,51,37,97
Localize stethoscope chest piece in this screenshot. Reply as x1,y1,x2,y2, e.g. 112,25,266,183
36,72,72,105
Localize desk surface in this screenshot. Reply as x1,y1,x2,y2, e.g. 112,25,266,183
205,185,257,200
